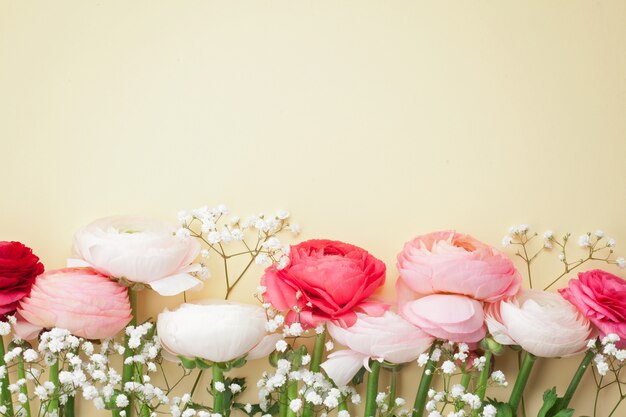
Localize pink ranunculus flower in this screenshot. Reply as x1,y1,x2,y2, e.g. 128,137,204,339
261,239,387,328
397,279,486,343
397,231,521,302
560,269,626,347
70,216,202,296
485,289,592,357
321,311,434,386
16,268,132,340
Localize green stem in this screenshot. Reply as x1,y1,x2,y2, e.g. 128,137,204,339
16,354,31,417
508,352,537,416
279,385,289,417
309,329,326,372
64,395,75,417
302,329,326,417
364,360,381,417
560,350,594,410
412,344,438,417
119,288,138,417
213,364,225,415
338,394,348,412
47,355,59,414
460,372,471,391
475,350,493,400
285,378,299,417
0,336,15,417
387,368,398,411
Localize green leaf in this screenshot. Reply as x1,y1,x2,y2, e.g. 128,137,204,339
537,387,559,417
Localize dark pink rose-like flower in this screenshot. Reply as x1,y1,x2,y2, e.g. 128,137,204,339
0,241,44,316
560,269,626,347
261,239,387,327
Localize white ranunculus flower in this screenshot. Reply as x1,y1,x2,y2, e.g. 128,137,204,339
157,300,281,363
69,216,202,296
485,289,592,358
320,311,434,387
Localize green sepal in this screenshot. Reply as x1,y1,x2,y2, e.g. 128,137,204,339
178,355,197,369
196,358,213,369
351,366,367,385
228,356,247,370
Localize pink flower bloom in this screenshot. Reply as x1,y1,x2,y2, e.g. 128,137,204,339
261,239,387,328
321,311,434,386
397,280,486,343
70,216,201,296
397,231,521,302
486,289,592,357
16,268,132,340
560,269,626,347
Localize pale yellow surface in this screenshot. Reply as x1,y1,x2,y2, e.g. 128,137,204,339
1,1,626,416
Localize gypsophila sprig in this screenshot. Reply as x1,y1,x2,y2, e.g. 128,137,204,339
501,224,623,289
584,334,626,417
417,341,509,417
177,205,300,299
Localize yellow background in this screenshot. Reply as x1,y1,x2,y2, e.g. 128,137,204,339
1,1,626,416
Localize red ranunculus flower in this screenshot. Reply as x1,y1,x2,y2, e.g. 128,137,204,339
261,239,387,328
0,241,44,315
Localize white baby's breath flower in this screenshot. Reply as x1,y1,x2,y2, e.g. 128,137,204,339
490,370,507,386
578,234,592,248
0,322,11,336
417,353,429,367
115,394,128,408
255,253,270,266
482,404,497,417
501,235,512,247
305,391,323,405
323,395,339,408
441,360,456,374
214,382,225,392
289,399,302,412
275,340,288,352
450,384,464,398
616,257,625,269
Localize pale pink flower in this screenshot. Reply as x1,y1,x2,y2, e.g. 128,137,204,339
321,311,434,386
397,231,521,302
70,216,201,296
486,289,592,357
16,268,132,339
